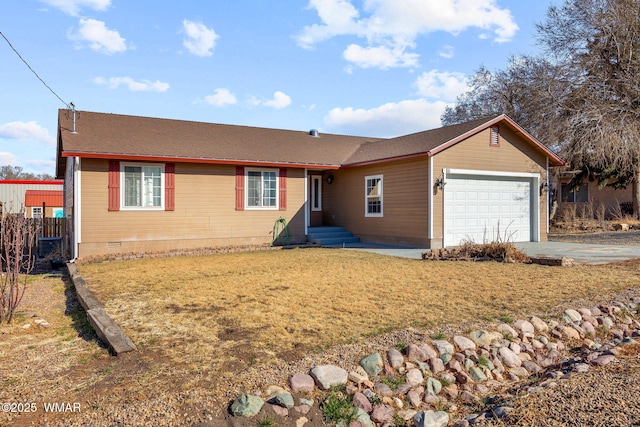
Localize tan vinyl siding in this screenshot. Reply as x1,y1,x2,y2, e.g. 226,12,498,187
431,126,548,242
78,160,306,258
323,157,430,246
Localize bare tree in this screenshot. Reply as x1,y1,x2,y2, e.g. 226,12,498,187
1,213,39,324
443,0,640,217
538,0,640,216
0,165,54,181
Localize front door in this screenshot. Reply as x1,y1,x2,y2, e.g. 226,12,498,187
309,175,323,227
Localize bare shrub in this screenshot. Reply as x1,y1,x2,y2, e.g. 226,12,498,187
1,213,39,324
595,202,606,225
559,203,577,224
425,240,530,263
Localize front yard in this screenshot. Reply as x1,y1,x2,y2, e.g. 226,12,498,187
2,248,640,426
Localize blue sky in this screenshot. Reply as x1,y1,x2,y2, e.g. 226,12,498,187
1,0,558,176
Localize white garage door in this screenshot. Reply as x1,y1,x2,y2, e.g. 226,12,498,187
444,173,534,247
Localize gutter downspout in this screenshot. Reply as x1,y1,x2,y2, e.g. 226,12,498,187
546,157,550,235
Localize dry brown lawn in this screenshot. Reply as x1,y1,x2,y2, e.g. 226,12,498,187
2,248,640,426
79,248,640,375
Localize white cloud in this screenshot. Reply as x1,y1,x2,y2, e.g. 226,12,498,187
204,88,237,106
343,43,419,69
249,91,292,109
182,20,218,57
325,99,449,137
0,121,56,144
263,91,292,109
94,76,170,92
414,70,469,101
438,44,455,59
297,0,518,69
39,0,110,16
0,152,20,166
68,18,128,54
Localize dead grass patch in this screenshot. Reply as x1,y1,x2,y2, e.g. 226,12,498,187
78,248,640,379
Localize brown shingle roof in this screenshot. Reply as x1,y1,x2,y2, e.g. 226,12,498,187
56,110,564,178
57,110,378,168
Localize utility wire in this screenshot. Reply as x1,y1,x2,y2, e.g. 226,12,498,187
1,31,70,108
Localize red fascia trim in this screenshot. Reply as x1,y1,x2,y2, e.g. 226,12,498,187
341,152,429,169
61,152,341,170
0,180,63,185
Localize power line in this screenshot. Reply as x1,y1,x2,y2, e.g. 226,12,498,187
1,31,70,108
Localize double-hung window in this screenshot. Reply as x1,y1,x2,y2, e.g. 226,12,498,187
365,174,383,217
122,164,164,209
246,169,278,209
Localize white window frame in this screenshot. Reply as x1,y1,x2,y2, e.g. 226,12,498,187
31,206,43,219
120,162,165,210
311,175,322,211
245,168,279,210
365,174,383,217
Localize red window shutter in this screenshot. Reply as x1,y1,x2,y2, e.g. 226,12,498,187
108,160,120,211
235,166,245,210
165,163,175,211
279,168,287,210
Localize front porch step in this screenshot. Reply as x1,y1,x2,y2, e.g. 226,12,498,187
308,226,360,246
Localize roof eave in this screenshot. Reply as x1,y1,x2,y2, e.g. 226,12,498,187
341,152,430,169
61,151,341,170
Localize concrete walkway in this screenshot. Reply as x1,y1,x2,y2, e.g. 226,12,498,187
337,241,640,265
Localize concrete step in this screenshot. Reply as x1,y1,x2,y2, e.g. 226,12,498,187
311,236,361,246
308,225,360,246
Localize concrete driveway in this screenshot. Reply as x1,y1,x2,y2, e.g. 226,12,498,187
514,241,640,265
338,241,640,265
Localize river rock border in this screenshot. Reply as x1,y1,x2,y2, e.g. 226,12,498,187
230,295,640,427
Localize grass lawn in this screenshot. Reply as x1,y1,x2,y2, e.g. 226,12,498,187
78,248,640,376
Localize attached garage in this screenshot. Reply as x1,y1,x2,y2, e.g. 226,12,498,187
442,169,541,247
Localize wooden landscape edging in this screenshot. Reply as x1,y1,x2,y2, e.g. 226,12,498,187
66,263,136,355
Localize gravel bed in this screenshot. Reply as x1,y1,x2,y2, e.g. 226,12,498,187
549,230,640,246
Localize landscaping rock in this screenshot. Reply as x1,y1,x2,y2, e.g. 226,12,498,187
496,323,518,339
354,408,375,427
564,309,583,322
290,373,315,393
426,377,442,395
590,354,616,366
406,368,424,386
360,353,384,378
352,392,373,413
310,365,348,390
453,335,476,351
371,404,394,423
414,410,449,427
530,316,548,333
274,392,295,409
513,320,535,337
406,344,429,362
498,347,522,368
387,348,404,368
468,366,487,382
432,340,454,355
230,393,264,417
